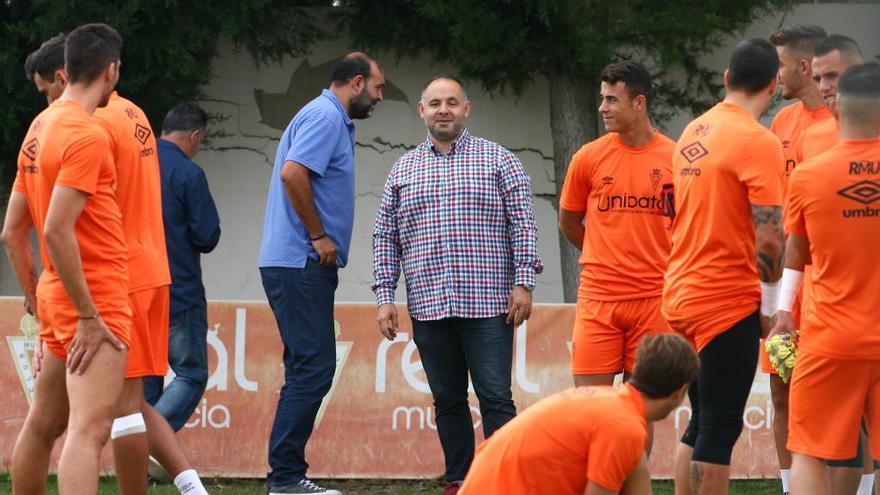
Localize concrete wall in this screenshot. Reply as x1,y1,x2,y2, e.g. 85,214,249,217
2,3,878,303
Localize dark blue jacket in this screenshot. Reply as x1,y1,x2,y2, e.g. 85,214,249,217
158,138,221,315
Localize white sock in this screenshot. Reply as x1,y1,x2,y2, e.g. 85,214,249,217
857,474,874,495
174,469,208,495
780,469,791,493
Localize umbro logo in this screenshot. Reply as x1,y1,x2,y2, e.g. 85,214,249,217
601,176,614,185
680,142,708,164
21,138,39,161
837,180,880,205
134,123,152,145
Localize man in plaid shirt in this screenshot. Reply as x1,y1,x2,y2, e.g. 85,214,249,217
372,75,543,495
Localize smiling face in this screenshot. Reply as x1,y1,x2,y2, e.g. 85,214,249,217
813,50,852,116
418,78,471,144
599,81,644,133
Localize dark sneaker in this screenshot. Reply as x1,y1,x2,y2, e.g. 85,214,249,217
268,479,341,495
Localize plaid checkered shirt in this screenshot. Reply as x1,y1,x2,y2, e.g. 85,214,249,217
372,129,543,320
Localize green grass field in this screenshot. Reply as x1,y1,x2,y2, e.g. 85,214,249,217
0,474,783,494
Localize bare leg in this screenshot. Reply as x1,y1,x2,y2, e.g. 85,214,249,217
674,443,694,495
113,378,149,495
770,375,792,471
792,453,830,495
143,401,191,477
58,343,127,494
691,461,731,495
11,346,69,495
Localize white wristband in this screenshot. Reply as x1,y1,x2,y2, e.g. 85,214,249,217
760,281,780,317
777,268,804,312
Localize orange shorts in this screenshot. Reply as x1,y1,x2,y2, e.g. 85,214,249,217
760,291,804,375
37,298,132,362
125,286,170,378
788,350,880,460
571,296,673,375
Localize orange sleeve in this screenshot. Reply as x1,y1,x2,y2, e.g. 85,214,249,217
785,166,809,237
56,129,110,195
739,132,784,206
586,418,645,492
559,145,593,211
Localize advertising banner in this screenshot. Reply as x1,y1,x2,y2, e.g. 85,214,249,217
0,298,778,478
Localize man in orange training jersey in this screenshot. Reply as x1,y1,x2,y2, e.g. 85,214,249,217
559,60,675,395
459,334,698,495
3,23,129,495
15,31,208,495
765,23,829,495
663,39,786,495
770,62,880,495
790,34,874,495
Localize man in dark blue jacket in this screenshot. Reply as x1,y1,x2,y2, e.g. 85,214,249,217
145,102,221,432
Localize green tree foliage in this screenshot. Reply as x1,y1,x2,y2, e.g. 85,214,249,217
0,0,326,195
337,0,791,301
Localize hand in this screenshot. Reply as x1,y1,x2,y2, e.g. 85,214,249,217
66,317,126,374
377,303,399,341
32,336,43,378
311,236,338,266
506,286,533,328
768,310,797,344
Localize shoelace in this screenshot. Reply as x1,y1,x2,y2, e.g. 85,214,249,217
300,479,325,493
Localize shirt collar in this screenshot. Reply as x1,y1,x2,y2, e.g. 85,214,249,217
426,128,471,155
321,89,353,127
158,138,186,157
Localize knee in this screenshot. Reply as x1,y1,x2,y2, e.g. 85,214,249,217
190,368,209,391
694,413,743,464
67,417,114,449
430,385,469,411
24,413,68,443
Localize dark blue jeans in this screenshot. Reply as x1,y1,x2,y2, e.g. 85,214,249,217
144,305,209,431
411,315,516,482
260,262,338,487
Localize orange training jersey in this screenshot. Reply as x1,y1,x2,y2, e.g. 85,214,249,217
786,139,880,360
797,117,839,162
93,92,171,293
559,132,675,301
13,100,128,305
663,102,784,351
459,384,647,495
769,101,832,192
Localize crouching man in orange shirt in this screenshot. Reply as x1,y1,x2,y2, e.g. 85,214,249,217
458,334,699,495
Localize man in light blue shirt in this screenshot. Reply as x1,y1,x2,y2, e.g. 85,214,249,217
258,52,384,495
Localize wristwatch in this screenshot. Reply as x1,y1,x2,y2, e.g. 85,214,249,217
517,283,535,293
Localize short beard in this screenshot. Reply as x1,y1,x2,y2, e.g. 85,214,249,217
428,122,463,143
349,89,376,120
